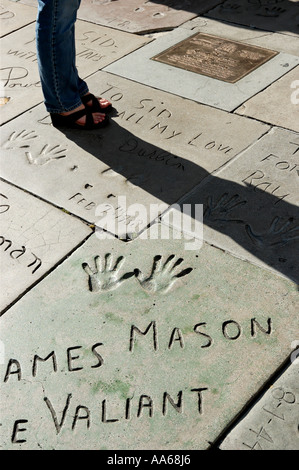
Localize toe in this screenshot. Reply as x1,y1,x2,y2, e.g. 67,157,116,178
93,112,106,123
99,98,112,108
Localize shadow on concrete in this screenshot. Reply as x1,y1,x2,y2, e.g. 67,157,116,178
146,0,299,35
55,113,299,286
11,0,299,35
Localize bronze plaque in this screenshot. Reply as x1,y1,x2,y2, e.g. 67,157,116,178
152,33,278,83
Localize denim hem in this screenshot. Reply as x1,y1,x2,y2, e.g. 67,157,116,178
79,85,89,98
46,98,84,114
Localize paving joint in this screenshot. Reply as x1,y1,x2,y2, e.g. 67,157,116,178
1,0,298,452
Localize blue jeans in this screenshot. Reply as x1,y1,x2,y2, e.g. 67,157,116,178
36,0,89,113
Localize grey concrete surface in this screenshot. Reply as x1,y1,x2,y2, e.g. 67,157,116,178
0,0,298,451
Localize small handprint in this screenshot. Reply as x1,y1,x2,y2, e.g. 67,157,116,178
204,193,246,222
245,216,299,248
26,144,67,165
257,6,286,17
134,254,193,294
82,253,135,293
3,130,38,149
220,2,242,11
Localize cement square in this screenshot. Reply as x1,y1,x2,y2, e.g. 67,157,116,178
7,0,36,6
180,17,299,57
0,0,36,38
163,127,299,284
0,227,298,449
205,0,299,37
220,361,299,450
0,20,150,124
0,179,92,313
104,25,299,112
235,66,299,133
152,32,278,83
0,71,269,238
77,0,223,34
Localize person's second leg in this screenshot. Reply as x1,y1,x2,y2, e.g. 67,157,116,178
36,0,107,127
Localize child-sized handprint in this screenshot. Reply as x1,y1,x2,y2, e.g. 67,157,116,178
82,253,135,293
26,144,67,165
134,254,193,294
257,6,287,17
3,130,38,149
204,193,246,223
245,216,299,248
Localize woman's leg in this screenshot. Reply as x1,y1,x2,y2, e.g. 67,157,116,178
36,0,88,114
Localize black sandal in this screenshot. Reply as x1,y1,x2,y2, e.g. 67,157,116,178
50,107,109,130
81,93,113,113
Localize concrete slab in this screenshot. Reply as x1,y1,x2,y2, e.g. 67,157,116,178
0,21,150,124
104,25,299,111
235,66,299,132
220,361,299,450
181,17,299,57
205,0,299,37
8,0,35,6
0,0,36,38
0,227,298,449
76,0,222,34
163,127,299,284
0,71,269,238
152,32,279,84
0,179,91,313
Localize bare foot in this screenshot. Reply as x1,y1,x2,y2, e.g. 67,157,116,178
61,104,106,127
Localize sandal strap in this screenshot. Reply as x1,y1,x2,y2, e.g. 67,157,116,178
65,107,90,122
74,107,103,129
66,107,100,128
51,106,109,130
81,93,101,111
84,108,96,128
78,107,108,129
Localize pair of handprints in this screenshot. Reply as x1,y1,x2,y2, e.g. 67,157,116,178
82,253,193,294
204,193,299,248
3,130,67,165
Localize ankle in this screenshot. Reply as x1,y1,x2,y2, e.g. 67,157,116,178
60,104,84,116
